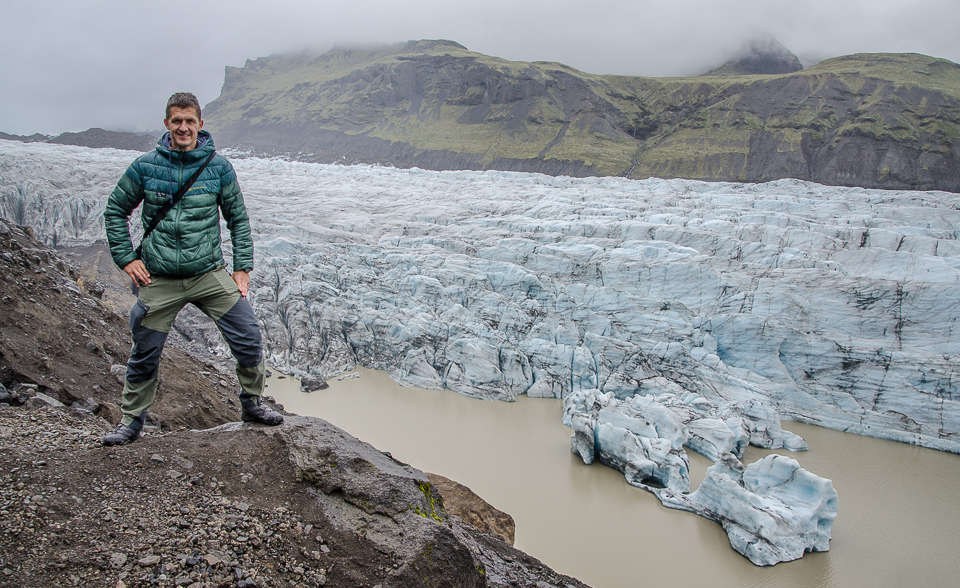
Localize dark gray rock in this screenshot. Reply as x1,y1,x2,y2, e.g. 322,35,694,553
70,397,99,413
209,416,588,588
25,392,65,408
299,375,328,393
3,383,37,406
47,128,158,152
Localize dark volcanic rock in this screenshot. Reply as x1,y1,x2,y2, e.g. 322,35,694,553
299,374,329,392
0,400,590,588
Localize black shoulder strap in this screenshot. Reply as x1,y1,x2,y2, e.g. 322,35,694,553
136,150,216,257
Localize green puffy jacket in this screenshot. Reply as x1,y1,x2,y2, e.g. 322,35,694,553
104,130,254,278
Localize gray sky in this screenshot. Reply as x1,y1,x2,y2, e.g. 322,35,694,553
3,0,958,135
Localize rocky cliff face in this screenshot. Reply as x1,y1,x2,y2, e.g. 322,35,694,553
204,41,960,192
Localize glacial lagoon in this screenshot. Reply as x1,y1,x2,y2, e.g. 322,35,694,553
267,368,960,588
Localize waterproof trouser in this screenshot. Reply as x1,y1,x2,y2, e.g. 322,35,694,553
120,267,265,427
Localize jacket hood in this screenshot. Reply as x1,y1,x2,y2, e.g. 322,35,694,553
157,130,215,163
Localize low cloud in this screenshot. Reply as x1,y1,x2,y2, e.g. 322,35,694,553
3,0,958,135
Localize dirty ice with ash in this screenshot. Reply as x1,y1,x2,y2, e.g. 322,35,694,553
3,140,958,562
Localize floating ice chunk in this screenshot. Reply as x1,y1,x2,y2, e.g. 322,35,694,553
565,388,830,565
625,394,688,449
567,389,805,463
569,391,693,492
597,406,658,439
661,453,838,566
595,422,690,493
562,388,613,427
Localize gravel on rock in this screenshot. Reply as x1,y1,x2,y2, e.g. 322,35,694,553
0,402,383,588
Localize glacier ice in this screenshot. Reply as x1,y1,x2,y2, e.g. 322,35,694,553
561,387,831,563
562,387,807,477
2,140,956,453
8,139,960,563
659,453,838,566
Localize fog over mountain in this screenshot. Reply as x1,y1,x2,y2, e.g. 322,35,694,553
3,0,960,135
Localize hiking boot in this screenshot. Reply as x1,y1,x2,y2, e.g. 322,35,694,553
241,397,284,426
103,423,141,446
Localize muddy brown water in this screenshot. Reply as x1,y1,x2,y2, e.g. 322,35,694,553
266,368,960,588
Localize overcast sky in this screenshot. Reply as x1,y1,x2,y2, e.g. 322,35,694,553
3,0,958,135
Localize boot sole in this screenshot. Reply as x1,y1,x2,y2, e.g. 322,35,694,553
241,414,284,425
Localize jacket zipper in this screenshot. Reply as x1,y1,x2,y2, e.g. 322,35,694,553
174,156,183,275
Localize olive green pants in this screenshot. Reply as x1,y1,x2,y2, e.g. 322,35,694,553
121,268,264,427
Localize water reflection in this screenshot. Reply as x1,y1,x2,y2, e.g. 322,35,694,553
266,368,960,588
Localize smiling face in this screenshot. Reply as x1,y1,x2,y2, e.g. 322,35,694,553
164,106,203,151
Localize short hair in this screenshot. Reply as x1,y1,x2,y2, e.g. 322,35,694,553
165,92,201,120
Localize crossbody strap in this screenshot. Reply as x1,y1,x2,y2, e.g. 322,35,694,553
135,150,217,257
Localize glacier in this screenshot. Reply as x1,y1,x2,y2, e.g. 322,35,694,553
2,139,957,562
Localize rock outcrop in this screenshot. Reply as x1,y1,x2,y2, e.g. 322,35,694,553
0,400,586,587
0,128,157,151
48,128,158,152
427,473,516,545
0,131,50,143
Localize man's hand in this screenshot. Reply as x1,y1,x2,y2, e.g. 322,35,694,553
123,260,151,287
232,270,250,298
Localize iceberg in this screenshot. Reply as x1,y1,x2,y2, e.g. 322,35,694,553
659,454,838,566
562,387,830,564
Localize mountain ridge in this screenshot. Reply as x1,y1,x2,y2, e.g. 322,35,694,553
0,128,158,152
203,41,960,191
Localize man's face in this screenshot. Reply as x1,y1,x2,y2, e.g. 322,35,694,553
164,106,203,151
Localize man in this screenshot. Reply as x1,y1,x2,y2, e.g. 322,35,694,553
102,92,282,446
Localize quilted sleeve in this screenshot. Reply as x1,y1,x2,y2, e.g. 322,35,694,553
217,159,254,273
103,162,145,270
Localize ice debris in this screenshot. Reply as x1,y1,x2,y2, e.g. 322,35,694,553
563,388,835,565
659,454,838,566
